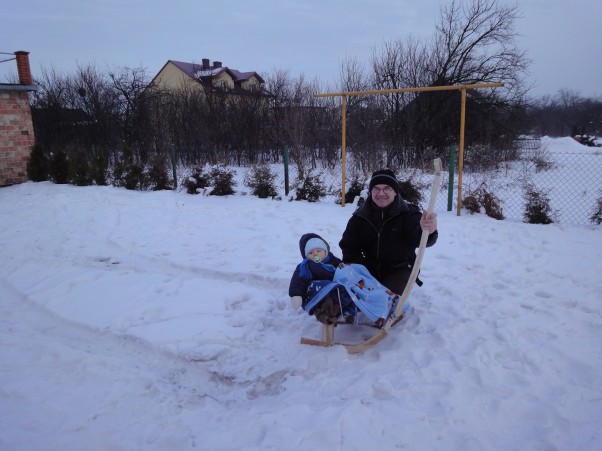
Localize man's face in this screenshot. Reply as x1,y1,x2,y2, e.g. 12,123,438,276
371,184,396,208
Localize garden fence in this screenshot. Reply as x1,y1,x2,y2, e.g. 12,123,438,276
233,138,600,226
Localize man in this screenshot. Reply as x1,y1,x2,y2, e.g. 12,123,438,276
339,169,438,295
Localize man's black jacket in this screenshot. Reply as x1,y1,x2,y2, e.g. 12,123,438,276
339,196,438,280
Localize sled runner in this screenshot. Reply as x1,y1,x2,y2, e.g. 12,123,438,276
300,158,442,353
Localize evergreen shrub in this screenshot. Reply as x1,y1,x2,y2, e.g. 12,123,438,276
590,196,602,225
69,150,93,186
49,149,69,184
147,155,172,191
209,165,236,196
343,178,364,205
27,144,49,182
245,165,278,198
91,152,108,186
523,184,554,224
183,167,211,194
295,171,326,202
113,147,145,190
398,178,424,207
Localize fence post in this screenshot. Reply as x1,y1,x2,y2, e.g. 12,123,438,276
283,145,289,196
169,144,177,189
448,144,456,211
457,88,467,216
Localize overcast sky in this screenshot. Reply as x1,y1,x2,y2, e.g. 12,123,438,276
1,0,600,98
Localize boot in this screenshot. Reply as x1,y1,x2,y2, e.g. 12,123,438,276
313,296,340,325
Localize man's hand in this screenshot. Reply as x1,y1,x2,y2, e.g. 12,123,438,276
420,211,438,233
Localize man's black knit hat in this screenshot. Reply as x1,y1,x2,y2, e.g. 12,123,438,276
368,169,399,194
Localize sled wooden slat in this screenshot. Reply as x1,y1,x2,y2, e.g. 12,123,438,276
300,323,335,347
343,329,387,354
300,337,332,347
322,323,334,345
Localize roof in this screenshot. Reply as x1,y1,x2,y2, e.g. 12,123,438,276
0,83,38,92
168,60,265,84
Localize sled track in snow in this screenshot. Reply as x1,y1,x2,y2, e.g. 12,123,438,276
0,276,253,404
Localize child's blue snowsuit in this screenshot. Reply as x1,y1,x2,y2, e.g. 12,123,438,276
288,233,356,317
289,233,398,323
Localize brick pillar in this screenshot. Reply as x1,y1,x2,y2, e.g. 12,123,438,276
15,51,33,85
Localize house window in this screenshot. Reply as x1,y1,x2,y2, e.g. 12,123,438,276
221,80,228,90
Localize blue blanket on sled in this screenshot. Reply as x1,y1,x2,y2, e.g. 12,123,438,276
303,264,396,323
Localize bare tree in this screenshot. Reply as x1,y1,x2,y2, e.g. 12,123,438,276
338,56,368,102
106,66,151,152
337,55,386,171
430,0,529,92
30,67,74,151
366,0,531,167
67,64,123,155
527,90,602,138
264,70,329,171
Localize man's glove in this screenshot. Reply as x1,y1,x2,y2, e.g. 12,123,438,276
290,296,303,310
313,297,340,325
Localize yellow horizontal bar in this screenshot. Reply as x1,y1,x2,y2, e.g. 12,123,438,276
315,82,504,97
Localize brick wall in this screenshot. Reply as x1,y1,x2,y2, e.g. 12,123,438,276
0,89,34,186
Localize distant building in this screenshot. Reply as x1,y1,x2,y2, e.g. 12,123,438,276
148,58,265,97
0,51,37,186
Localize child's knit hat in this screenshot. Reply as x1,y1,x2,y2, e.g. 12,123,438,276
304,237,328,257
298,233,330,259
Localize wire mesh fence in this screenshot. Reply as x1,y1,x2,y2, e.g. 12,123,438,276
188,138,601,226
438,152,601,225
445,138,601,225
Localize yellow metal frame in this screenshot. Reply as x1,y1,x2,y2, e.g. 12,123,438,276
316,82,504,214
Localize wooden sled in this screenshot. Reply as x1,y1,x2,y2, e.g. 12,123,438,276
300,158,442,354
299,312,405,353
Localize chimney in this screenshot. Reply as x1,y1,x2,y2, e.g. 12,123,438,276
202,58,210,70
213,61,222,69
15,51,33,85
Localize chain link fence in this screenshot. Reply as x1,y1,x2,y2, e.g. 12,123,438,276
446,139,601,225
208,138,601,226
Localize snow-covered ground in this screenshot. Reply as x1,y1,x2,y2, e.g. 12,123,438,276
1,145,601,450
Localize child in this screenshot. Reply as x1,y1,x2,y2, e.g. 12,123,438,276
288,233,355,325
289,233,401,327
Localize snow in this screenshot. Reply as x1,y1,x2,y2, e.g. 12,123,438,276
1,146,601,450
541,135,601,154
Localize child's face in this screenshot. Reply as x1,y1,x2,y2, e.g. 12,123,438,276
307,248,327,263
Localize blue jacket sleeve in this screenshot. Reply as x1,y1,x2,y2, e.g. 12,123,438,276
288,264,308,298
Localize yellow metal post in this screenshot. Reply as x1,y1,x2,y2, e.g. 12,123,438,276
314,83,503,210
315,83,503,98
457,88,466,216
341,95,347,207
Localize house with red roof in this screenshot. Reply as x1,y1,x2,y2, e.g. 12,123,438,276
149,58,265,97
